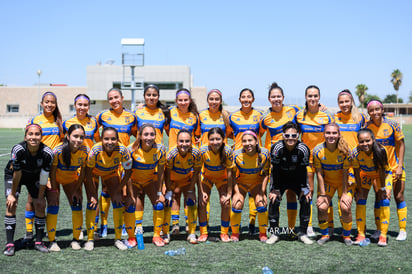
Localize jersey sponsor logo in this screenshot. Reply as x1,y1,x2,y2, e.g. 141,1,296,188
291,155,298,163
37,159,43,167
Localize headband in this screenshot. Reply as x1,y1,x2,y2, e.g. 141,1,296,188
75,95,90,102
42,91,57,101
25,123,42,132
208,89,222,97
176,90,191,98
367,100,383,109
243,130,258,140
338,91,353,100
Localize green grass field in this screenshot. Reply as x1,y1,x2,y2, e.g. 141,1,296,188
0,127,411,273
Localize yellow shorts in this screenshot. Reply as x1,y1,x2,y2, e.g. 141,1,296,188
360,173,393,191
170,179,191,190
392,169,406,183
237,181,261,193
306,164,315,173
132,176,156,189
96,169,121,182
202,177,227,190
322,181,356,199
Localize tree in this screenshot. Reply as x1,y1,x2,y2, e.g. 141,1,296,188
384,94,403,103
391,69,403,115
409,90,412,103
355,84,368,113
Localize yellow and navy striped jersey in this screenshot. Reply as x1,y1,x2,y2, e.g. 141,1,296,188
166,146,202,182
135,106,166,144
352,146,391,178
233,147,270,184
29,114,63,149
200,144,235,180
229,108,263,150
198,109,232,147
334,111,366,150
166,106,200,149
96,108,137,146
128,143,166,184
87,142,131,177
366,117,404,171
52,142,89,184
260,105,298,150
63,115,99,149
313,142,351,186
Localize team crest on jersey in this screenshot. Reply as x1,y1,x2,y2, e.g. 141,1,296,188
78,157,83,165
337,155,343,163
159,113,164,119
318,118,323,123
153,154,158,162
253,116,258,122
188,117,194,124
188,159,193,166
114,158,119,165
125,117,130,123
383,129,389,136
291,155,298,163
37,159,43,167
287,111,293,118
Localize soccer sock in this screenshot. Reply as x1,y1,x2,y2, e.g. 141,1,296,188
319,220,328,236
171,210,180,226
342,221,352,237
4,215,16,244
257,206,268,234
86,203,97,241
248,194,257,225
153,203,164,237
206,200,210,225
135,211,144,229
230,208,242,234
34,216,46,243
356,199,367,236
380,199,390,237
163,206,171,235
337,198,343,227
94,207,99,232
46,205,59,242
100,191,111,226
374,202,381,231
221,220,230,235
199,222,208,235
308,200,313,227
287,202,297,229
124,204,136,238
112,202,124,240
25,210,35,233
186,199,197,235
397,201,407,232
71,205,83,241
327,201,334,228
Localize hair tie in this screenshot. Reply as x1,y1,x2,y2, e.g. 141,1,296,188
243,130,258,140
41,91,57,101
176,90,191,98
208,89,222,97
367,100,383,109
75,95,90,102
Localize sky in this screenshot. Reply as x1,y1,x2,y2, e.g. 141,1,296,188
1,0,411,107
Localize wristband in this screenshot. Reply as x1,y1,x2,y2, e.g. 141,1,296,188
380,187,386,191
187,190,193,193
319,194,327,197
49,189,58,193
157,192,163,196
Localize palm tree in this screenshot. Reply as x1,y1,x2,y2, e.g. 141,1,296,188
355,84,368,114
391,69,403,115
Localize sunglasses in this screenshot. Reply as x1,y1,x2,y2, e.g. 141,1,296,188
283,133,298,139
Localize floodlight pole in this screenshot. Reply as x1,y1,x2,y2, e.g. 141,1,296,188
37,70,42,113
131,66,136,111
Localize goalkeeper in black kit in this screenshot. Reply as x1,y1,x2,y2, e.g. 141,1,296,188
266,122,313,245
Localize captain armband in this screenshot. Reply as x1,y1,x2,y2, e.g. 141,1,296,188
122,159,133,170
39,169,49,186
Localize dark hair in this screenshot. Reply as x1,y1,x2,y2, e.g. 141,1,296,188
303,85,320,118
366,99,385,118
25,123,43,136
107,88,123,99
207,89,230,132
176,88,199,117
208,127,227,167
62,124,85,168
282,121,299,133
74,93,91,118
132,123,156,151
241,132,267,176
177,128,192,140
357,128,388,170
324,123,350,156
268,82,284,98
101,126,119,140
144,84,170,126
41,91,63,136
239,88,254,99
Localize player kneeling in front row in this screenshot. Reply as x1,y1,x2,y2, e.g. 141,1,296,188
267,122,313,245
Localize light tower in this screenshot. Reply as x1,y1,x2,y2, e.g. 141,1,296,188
121,38,145,111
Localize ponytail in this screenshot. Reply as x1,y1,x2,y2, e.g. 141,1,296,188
357,128,388,170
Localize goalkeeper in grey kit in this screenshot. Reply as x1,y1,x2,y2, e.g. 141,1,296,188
266,122,313,245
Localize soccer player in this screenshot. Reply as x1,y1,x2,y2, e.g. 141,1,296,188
229,88,264,235
128,124,167,246
4,124,53,255
48,124,89,251
266,122,313,245
366,99,407,241
313,123,355,246
231,130,270,243
164,129,202,244
295,85,333,237
84,127,134,251
198,127,234,242
352,128,392,246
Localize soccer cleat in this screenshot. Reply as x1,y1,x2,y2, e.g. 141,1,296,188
248,224,256,236
198,234,208,242
162,234,170,244
230,233,240,242
288,230,298,240
306,226,316,237
353,234,365,245
3,244,15,256
114,239,128,250
378,235,387,247
100,224,108,238
48,241,61,252
34,242,50,253
93,232,100,241
171,224,180,235
152,236,165,247
396,230,407,241
84,241,94,251
70,240,81,250
220,234,231,243
343,237,353,246
370,230,381,240
298,234,314,245
317,235,330,245
127,237,137,248
187,234,198,244
266,234,279,244
259,233,268,243
328,227,334,236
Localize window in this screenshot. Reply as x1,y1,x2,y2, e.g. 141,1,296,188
7,104,19,113
69,104,75,112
